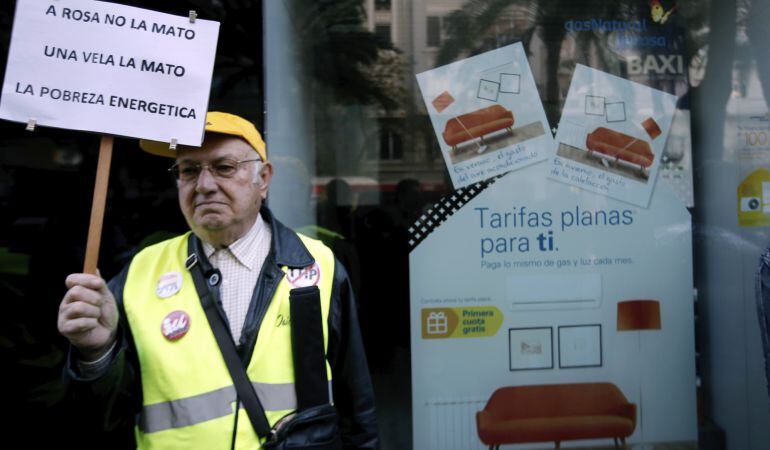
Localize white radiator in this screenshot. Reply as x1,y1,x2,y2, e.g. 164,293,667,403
427,398,488,450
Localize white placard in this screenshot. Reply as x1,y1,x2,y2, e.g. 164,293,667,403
0,0,220,146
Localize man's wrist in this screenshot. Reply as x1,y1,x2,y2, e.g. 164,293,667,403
76,340,118,379
78,340,118,364
79,333,119,362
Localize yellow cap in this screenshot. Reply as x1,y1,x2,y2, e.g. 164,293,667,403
139,111,267,161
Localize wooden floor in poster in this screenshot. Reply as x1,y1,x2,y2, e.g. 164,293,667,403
450,121,546,164
556,142,651,183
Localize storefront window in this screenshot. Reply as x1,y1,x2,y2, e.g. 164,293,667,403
2,0,770,449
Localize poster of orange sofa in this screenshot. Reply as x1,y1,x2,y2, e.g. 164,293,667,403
548,65,678,208
416,42,552,189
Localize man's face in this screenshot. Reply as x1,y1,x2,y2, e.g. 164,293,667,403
176,134,272,245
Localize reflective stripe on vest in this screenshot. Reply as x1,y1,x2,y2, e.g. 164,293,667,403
140,380,333,433
123,232,335,449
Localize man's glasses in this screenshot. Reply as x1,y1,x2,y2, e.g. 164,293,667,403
169,158,260,182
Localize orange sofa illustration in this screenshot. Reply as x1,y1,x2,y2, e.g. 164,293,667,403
476,382,636,450
442,104,514,151
586,127,654,176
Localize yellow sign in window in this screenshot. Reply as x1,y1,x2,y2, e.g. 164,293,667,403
738,168,770,227
421,307,503,339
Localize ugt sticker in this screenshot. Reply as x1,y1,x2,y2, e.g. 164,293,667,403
286,263,321,288
161,310,191,341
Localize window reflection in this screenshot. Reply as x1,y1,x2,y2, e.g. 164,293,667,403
5,0,770,448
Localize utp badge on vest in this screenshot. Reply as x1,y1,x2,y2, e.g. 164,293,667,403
287,263,321,288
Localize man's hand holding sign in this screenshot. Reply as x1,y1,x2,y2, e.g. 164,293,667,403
58,272,119,361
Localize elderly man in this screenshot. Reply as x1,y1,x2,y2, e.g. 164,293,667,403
57,112,378,449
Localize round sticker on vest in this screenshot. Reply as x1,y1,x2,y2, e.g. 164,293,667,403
156,272,183,299
286,263,321,288
161,311,191,341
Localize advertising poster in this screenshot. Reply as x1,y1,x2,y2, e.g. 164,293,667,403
548,64,678,207
416,42,553,189
409,163,696,449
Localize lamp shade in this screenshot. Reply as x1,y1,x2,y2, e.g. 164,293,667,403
617,300,661,331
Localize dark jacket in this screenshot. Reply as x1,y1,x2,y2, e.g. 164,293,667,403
756,246,770,409
63,207,379,449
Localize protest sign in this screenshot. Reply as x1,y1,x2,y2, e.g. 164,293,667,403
0,0,219,146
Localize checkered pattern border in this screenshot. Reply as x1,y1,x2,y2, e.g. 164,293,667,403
408,175,504,250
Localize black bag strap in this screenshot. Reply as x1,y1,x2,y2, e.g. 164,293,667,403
186,234,272,438
290,286,331,410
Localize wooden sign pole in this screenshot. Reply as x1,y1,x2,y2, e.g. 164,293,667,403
83,136,114,275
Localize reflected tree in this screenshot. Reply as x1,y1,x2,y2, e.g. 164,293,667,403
287,0,404,176
291,0,399,110
435,0,711,124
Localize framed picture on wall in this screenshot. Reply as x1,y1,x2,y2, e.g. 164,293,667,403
509,327,553,371
558,324,602,368
477,78,500,101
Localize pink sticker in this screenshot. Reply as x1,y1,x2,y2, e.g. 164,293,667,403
161,311,191,341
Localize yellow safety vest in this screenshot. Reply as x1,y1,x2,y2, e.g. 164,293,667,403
123,232,335,450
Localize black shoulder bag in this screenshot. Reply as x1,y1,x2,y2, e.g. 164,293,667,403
186,235,342,449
